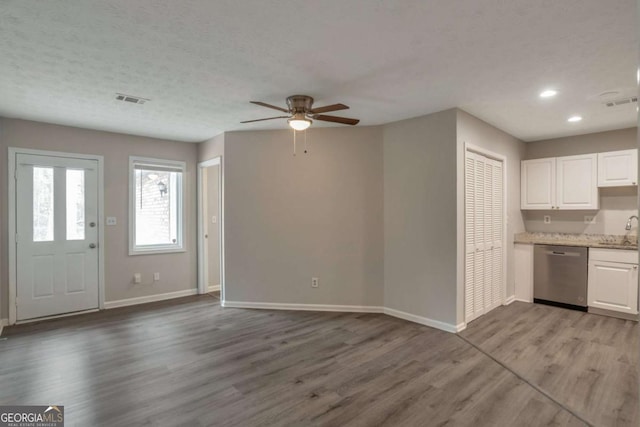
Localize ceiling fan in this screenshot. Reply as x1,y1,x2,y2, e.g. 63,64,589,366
241,95,360,131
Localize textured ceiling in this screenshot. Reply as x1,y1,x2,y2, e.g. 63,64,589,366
0,0,636,142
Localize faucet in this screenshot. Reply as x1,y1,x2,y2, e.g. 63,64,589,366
625,215,638,231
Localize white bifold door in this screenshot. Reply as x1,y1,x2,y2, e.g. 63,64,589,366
16,154,99,321
465,150,504,323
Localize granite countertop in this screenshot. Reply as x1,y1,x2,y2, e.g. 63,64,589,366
514,232,638,251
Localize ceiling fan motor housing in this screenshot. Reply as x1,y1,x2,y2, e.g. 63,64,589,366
286,95,314,114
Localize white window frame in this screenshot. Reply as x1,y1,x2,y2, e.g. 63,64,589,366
129,156,186,255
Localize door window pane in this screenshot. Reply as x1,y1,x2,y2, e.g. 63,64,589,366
66,169,85,240
33,167,54,242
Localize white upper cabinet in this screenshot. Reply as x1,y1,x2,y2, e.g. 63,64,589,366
521,154,598,210
521,158,556,210
556,154,599,210
598,149,638,187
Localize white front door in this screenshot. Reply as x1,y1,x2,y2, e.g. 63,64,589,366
16,153,99,321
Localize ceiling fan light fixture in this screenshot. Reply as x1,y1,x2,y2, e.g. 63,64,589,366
288,117,312,131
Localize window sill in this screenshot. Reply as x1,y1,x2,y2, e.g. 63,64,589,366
129,247,186,256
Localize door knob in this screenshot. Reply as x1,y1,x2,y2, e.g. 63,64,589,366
89,243,97,249
89,222,96,227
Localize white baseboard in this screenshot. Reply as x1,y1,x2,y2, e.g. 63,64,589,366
222,301,458,333
105,289,199,309
222,301,384,313
382,307,459,333
455,322,467,332
515,298,533,303
504,295,517,305
0,318,8,336
207,284,221,292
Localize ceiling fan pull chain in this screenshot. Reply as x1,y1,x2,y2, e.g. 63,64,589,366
293,128,297,156
304,129,308,154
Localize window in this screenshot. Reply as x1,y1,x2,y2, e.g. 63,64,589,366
129,157,186,254
33,167,54,242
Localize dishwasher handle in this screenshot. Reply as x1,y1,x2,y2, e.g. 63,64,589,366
545,250,582,257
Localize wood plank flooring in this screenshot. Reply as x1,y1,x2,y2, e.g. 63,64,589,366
0,296,620,426
460,302,639,427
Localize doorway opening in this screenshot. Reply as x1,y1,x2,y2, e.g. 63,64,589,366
197,157,224,302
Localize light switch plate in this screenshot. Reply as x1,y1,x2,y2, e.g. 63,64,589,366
106,217,117,226
212,216,217,224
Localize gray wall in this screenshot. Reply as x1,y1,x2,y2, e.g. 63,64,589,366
383,109,458,326
456,109,526,325
199,133,224,161
0,118,199,318
525,128,636,159
524,127,637,235
223,127,384,307
206,165,220,287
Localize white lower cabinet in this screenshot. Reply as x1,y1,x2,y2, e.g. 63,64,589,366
514,243,533,302
588,249,639,315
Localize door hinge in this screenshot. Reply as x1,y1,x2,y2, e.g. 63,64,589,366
14,169,17,180
15,297,18,306
15,233,18,243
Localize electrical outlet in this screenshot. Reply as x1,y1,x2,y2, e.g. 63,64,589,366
134,273,141,284
154,272,160,281
106,217,117,226
543,215,551,224
584,215,596,224
311,277,319,288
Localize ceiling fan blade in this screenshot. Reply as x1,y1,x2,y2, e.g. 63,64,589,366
250,101,289,113
240,116,289,123
312,114,360,125
309,103,349,114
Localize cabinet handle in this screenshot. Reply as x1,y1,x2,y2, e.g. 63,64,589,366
634,266,638,270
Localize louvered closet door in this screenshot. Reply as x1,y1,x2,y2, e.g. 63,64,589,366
489,160,504,309
464,151,504,323
464,153,477,321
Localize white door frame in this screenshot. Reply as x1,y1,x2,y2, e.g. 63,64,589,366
197,156,224,301
463,142,508,324
8,147,105,325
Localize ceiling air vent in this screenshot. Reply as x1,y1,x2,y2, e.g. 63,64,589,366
603,96,637,108
115,93,149,105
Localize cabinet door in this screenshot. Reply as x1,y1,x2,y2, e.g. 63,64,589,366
556,154,598,210
521,158,555,210
514,243,533,303
588,260,638,315
598,149,638,187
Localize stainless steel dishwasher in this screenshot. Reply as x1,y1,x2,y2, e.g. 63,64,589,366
533,244,588,311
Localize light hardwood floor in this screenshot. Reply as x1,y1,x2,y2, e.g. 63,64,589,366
0,296,629,426
461,301,639,427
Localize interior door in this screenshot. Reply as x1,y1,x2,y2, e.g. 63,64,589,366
465,150,504,323
16,153,99,320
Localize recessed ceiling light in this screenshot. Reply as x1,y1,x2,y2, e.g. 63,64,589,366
567,116,582,122
540,89,558,98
